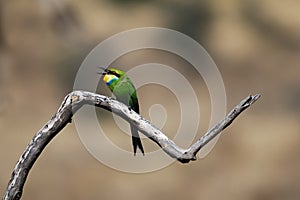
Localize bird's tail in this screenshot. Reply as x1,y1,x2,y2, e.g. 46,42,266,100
130,125,145,156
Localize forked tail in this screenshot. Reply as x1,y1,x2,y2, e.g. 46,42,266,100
130,125,145,155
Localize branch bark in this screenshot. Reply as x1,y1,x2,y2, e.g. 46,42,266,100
3,91,261,200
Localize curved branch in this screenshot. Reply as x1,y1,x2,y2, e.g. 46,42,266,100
3,91,261,200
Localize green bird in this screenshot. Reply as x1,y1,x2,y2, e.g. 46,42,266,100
100,67,145,155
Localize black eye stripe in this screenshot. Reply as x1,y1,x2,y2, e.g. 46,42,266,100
108,71,120,77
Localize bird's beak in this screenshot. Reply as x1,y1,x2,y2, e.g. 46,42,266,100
97,66,108,75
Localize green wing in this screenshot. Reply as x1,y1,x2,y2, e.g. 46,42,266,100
112,76,144,155
113,76,139,112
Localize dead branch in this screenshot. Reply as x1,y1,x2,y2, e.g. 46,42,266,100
3,90,261,200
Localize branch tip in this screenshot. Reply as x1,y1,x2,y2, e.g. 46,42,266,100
242,94,261,107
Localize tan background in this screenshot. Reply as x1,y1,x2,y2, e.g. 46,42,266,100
1,0,300,199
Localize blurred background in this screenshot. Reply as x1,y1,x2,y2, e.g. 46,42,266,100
1,0,300,199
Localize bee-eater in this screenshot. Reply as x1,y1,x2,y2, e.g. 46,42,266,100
100,68,145,155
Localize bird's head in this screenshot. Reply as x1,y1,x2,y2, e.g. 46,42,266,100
98,67,125,86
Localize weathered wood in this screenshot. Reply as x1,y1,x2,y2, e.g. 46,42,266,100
3,91,261,200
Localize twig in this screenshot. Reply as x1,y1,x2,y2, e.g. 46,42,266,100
3,91,261,200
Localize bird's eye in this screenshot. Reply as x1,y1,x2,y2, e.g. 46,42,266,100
109,71,120,77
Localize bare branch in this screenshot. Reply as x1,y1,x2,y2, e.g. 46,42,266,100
3,91,261,200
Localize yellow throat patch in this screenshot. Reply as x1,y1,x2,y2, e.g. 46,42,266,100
103,74,118,86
